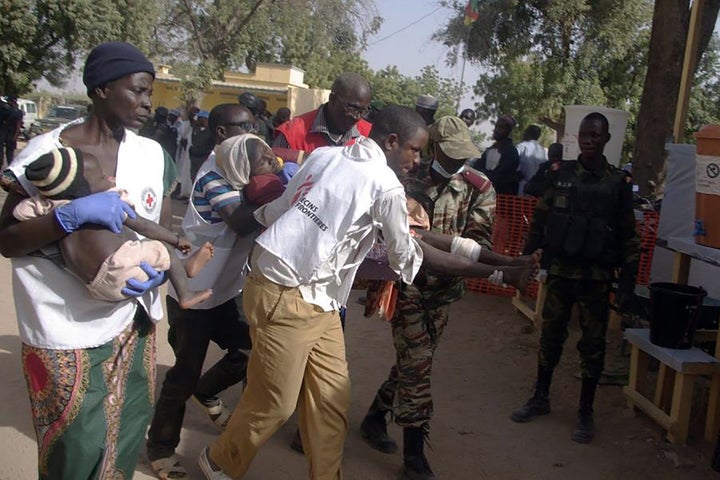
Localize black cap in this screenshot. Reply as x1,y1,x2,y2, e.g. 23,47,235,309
83,41,155,90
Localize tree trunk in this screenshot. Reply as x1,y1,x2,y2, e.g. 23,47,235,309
633,0,720,198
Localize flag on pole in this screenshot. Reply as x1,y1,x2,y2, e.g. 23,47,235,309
464,0,480,25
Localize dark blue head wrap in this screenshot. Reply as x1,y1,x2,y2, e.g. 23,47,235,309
83,42,155,91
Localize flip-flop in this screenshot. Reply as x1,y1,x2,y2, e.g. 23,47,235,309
150,454,188,480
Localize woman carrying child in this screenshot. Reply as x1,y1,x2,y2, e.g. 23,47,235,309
0,42,176,478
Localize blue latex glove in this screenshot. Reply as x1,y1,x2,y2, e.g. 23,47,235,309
277,161,299,185
54,191,136,234
121,261,168,297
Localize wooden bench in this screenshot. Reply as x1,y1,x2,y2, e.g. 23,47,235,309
623,328,720,444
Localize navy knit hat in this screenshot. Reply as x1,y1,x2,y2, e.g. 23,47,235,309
83,42,155,91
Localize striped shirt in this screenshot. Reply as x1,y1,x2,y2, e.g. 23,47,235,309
192,170,243,224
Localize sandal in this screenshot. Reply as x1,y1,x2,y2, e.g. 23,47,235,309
150,454,188,480
193,396,232,430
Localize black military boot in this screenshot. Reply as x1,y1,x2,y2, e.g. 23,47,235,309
571,377,598,444
360,398,397,453
401,426,436,480
510,365,553,423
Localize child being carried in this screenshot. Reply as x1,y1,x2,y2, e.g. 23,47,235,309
15,147,214,309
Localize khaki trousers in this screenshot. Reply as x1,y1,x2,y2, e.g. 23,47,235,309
209,272,350,479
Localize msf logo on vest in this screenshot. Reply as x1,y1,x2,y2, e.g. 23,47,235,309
291,174,314,205
291,174,329,232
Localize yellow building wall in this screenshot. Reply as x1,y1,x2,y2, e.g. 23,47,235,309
151,63,326,118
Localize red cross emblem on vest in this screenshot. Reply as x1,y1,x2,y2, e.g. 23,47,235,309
140,187,158,214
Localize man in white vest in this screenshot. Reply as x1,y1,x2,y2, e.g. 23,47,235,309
198,105,537,480
147,103,261,480
199,105,427,480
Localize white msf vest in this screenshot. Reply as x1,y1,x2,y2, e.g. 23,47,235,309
256,137,403,284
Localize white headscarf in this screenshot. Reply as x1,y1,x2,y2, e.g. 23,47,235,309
215,133,268,190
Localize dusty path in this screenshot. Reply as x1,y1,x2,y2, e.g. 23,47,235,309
0,196,717,479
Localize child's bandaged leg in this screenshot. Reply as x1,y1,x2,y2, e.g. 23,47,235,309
87,239,171,301
450,236,482,261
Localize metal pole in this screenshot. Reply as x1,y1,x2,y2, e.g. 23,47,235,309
456,27,473,113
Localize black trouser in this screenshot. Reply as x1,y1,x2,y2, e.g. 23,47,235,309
0,131,15,168
146,296,252,460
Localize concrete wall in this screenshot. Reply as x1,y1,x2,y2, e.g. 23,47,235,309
151,63,325,119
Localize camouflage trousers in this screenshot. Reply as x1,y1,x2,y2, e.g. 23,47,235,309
374,287,451,428
539,275,611,379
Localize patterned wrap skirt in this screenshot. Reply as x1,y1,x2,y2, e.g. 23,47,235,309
22,310,156,480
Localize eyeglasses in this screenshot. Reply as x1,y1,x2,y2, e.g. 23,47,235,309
223,120,259,134
332,93,369,118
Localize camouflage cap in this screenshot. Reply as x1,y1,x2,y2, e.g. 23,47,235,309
428,116,481,160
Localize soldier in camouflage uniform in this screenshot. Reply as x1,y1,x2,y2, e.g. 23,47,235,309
361,116,496,480
511,112,640,444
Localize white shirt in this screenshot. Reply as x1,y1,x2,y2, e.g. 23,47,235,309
253,137,423,311
517,139,548,195
8,120,167,349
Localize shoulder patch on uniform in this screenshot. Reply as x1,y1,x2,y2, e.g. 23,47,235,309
462,167,492,193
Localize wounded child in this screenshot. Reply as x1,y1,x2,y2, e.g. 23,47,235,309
15,147,214,309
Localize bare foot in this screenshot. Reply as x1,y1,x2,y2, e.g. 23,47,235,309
510,249,542,267
179,289,213,309
504,264,536,294
185,242,214,278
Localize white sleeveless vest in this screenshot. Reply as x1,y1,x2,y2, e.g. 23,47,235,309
9,124,167,349
168,152,254,309
256,137,403,284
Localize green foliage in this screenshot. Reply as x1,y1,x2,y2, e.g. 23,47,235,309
435,0,652,159
0,0,156,95
153,0,381,93
3,0,468,121
685,36,720,143
369,65,463,117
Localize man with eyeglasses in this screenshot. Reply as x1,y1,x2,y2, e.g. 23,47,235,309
273,72,372,154
147,103,263,480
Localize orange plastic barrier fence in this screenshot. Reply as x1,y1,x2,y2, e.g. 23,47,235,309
465,195,659,297
466,195,538,298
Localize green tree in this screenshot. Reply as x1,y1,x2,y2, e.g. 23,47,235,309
0,0,157,95
687,37,720,141
632,0,720,197
152,0,381,100
369,65,463,117
434,0,652,149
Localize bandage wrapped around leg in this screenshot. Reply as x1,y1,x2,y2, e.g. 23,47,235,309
450,236,482,261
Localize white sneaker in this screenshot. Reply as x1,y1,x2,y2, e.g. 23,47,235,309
198,447,232,480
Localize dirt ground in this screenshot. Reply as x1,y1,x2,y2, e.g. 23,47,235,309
0,193,718,479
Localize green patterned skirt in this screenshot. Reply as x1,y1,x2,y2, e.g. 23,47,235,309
22,310,156,480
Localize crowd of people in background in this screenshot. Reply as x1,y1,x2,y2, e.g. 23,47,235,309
0,40,640,480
